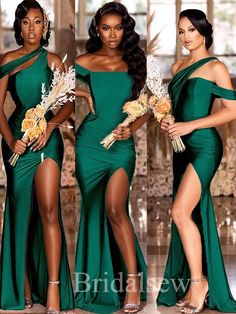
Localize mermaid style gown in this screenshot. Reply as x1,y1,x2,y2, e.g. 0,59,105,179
75,63,147,314
157,57,236,312
0,47,74,310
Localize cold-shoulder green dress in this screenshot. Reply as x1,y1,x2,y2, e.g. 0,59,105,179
157,57,236,312
75,63,147,314
0,47,74,310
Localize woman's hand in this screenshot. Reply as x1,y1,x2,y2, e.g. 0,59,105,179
113,125,132,140
168,121,195,138
160,119,170,133
11,139,28,155
28,126,53,152
76,89,95,115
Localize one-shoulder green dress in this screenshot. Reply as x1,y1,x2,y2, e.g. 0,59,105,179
157,57,236,312
0,47,74,310
75,63,147,314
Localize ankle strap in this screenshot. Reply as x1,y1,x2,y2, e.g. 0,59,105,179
127,273,140,277
191,276,207,283
48,280,60,285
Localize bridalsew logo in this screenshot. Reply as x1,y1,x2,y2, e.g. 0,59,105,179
74,272,145,293
74,272,190,293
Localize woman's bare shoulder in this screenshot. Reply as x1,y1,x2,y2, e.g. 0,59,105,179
0,48,22,67
171,59,185,76
76,53,97,68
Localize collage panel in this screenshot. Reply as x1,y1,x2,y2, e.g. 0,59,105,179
76,0,147,313
0,0,75,313
147,1,236,314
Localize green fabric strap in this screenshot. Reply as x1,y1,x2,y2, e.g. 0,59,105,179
212,84,236,100
169,57,217,111
75,63,90,84
0,46,44,79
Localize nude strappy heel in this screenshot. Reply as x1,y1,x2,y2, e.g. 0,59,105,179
124,273,141,314
24,274,33,310
180,276,209,313
46,280,60,314
176,296,189,307
25,297,33,310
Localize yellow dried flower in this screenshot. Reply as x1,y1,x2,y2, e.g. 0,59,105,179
148,95,159,106
149,96,172,122
25,108,37,119
21,119,36,132
155,97,171,114
153,112,165,122
34,104,46,118
138,93,148,104
123,101,138,111
27,126,42,141
123,101,147,116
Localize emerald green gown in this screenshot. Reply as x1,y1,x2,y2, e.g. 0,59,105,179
157,57,236,312
75,63,147,314
0,47,74,310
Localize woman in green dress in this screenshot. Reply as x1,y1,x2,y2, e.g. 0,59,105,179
0,1,74,313
158,9,236,313
75,2,147,314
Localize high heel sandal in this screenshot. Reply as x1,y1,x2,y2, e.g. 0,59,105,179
176,296,189,307
46,280,60,314
124,273,141,314
24,274,33,310
180,276,209,313
25,298,33,310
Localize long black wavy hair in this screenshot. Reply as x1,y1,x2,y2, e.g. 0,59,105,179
14,0,51,47
179,9,213,50
86,2,146,100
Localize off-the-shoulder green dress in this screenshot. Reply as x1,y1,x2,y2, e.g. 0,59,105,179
157,57,236,312
0,47,74,311
75,63,147,314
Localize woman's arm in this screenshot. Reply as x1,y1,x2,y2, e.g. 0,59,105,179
47,53,74,130
75,55,95,114
30,53,74,151
130,114,149,133
113,113,150,140
76,88,95,114
167,61,236,138
0,54,27,154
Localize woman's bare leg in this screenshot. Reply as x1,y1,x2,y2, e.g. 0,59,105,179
172,164,208,309
34,158,62,311
106,168,140,306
